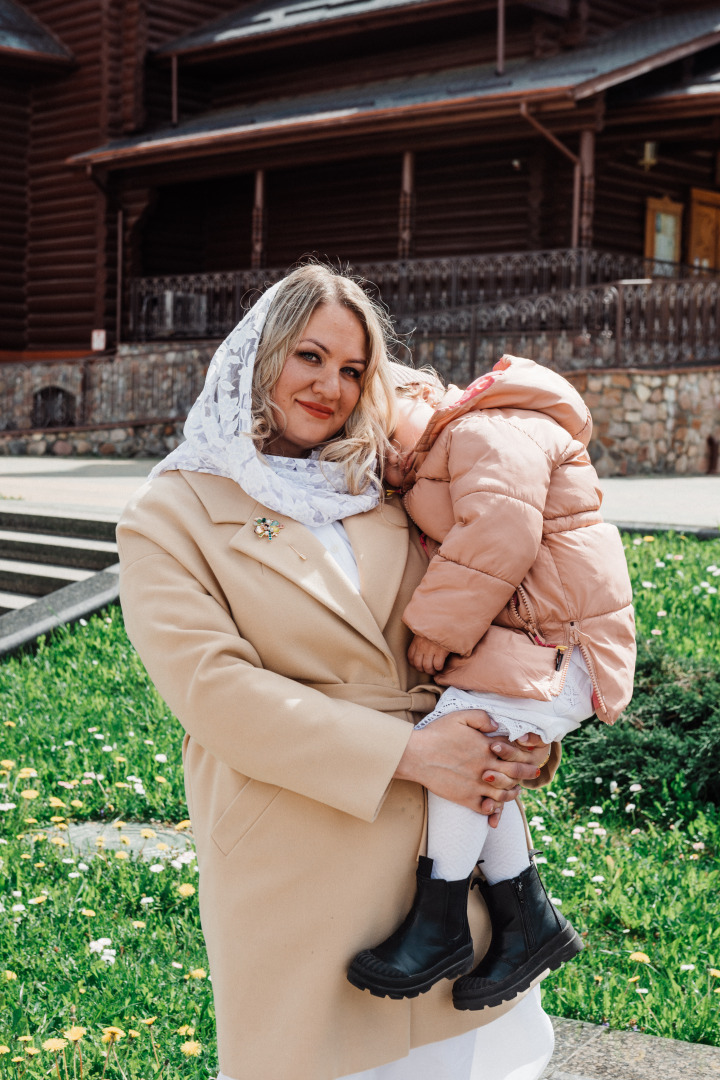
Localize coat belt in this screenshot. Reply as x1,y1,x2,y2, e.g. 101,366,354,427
315,682,441,718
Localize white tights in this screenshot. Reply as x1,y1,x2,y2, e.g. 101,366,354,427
427,792,530,883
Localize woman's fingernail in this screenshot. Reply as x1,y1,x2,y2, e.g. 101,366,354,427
491,744,502,755
485,774,496,783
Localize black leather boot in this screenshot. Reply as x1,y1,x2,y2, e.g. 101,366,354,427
453,861,583,1010
347,855,474,999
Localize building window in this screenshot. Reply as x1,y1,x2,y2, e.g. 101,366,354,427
32,386,76,429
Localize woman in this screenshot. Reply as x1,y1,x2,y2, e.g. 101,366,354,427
117,265,559,1080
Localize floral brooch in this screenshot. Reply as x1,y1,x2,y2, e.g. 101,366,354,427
254,517,284,541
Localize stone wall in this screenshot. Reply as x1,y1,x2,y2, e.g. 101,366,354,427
0,343,718,476
565,367,720,478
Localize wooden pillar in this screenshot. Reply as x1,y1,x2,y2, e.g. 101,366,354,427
252,169,266,269
398,151,415,260
496,0,505,76
171,55,178,126
579,128,595,249
116,208,123,345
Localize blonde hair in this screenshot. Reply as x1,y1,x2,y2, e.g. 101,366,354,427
251,264,397,496
387,361,446,408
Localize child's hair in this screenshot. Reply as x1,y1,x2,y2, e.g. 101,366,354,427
387,361,446,408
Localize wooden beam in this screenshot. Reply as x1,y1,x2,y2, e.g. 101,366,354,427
579,128,594,249
171,55,178,127
496,0,505,77
251,169,266,269
398,151,415,259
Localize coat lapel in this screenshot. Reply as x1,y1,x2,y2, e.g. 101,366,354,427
182,471,407,659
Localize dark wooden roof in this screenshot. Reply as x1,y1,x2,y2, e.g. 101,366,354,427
0,0,73,66
71,7,720,169
155,0,512,61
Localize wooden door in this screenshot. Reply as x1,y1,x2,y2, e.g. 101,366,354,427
688,188,720,271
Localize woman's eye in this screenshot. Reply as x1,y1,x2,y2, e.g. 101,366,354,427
342,366,363,380
299,351,321,363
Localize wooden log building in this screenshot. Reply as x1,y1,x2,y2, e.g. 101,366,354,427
4,0,720,356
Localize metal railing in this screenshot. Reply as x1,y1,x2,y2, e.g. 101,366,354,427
128,249,712,342
394,279,720,382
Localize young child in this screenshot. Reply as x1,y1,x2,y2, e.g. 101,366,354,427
348,355,636,1010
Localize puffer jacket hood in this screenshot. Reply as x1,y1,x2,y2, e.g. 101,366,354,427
405,356,592,490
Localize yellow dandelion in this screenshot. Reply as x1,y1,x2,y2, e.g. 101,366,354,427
34,862,46,869
114,782,130,789
0,1045,9,1054
155,776,168,784
100,1027,126,1044
178,884,196,898
48,797,66,808
3,971,17,980
11,1055,23,1062
32,832,47,841
131,920,146,929
63,1027,86,1042
629,952,650,964
55,823,69,830
643,535,655,542
140,829,156,839
95,837,106,847
128,1029,140,1039
112,821,126,830
0,759,15,769
50,816,66,823
156,842,169,852
17,1036,33,1042
174,820,192,831
709,968,720,978
80,908,96,917
24,818,37,824
42,1038,68,1052
185,968,206,980
119,836,131,845
180,1040,202,1057
28,895,48,905
139,1018,157,1027
70,799,83,808
20,853,31,860
20,789,39,800
114,756,127,764
176,1025,194,1036
628,975,641,983
3,720,16,727
114,851,129,861
593,974,602,983
50,837,69,847
17,767,37,779
25,1047,40,1056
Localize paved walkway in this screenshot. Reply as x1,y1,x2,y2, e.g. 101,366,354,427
1,457,719,530
3,455,720,1078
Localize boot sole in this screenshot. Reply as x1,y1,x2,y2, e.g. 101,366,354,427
452,923,583,1010
348,943,475,1000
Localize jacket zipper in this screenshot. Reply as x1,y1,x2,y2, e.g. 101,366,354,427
567,621,607,716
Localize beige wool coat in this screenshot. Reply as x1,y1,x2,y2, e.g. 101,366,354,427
117,469,560,1080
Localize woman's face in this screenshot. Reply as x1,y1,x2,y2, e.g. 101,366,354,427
265,302,368,457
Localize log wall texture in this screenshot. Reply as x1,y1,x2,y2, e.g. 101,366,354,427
0,75,30,350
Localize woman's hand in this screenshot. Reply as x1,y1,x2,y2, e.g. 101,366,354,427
407,634,450,674
393,709,551,819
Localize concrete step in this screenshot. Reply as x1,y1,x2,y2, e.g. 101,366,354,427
0,558,93,598
0,590,35,616
0,503,117,542
0,529,118,570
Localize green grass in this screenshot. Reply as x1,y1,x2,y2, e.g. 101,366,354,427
0,532,718,1072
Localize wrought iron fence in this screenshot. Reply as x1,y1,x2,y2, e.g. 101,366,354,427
394,279,720,383
128,249,711,342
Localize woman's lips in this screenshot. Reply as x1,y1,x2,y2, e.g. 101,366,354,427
297,399,334,419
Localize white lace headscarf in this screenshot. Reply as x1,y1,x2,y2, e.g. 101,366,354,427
149,280,381,527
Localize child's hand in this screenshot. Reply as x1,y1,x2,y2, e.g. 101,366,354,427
408,634,449,673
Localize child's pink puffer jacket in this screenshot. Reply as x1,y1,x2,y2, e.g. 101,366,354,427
402,355,636,725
